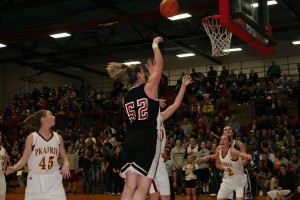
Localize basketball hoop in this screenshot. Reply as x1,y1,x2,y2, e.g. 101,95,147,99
202,15,232,56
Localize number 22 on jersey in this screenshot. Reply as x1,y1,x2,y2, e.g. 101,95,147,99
125,98,148,122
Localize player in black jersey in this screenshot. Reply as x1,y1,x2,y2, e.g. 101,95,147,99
106,36,163,200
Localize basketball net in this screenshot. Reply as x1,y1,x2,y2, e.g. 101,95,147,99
202,15,232,56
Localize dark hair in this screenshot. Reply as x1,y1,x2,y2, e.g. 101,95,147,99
280,164,287,169
23,110,47,131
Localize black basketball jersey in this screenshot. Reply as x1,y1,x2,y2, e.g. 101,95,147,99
123,84,160,131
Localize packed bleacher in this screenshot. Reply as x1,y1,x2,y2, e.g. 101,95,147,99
0,64,299,199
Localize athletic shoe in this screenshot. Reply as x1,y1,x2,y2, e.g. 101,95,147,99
210,193,217,196
259,190,263,196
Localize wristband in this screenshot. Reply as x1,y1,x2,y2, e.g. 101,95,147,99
152,43,158,49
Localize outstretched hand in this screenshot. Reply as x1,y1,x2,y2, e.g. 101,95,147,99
61,164,71,179
145,59,156,75
181,75,193,87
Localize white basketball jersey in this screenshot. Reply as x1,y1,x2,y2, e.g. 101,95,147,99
219,148,244,180
28,132,60,173
160,116,166,153
0,147,6,173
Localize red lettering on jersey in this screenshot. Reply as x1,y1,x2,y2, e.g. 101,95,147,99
125,102,136,122
137,98,148,120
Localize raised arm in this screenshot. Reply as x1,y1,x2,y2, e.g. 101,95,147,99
6,134,33,175
161,75,192,121
144,37,163,99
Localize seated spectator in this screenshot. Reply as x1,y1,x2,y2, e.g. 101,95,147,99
259,115,272,130
288,154,300,175
287,140,300,158
270,99,288,117
226,115,241,136
264,72,274,85
229,82,239,101
273,150,289,174
238,85,251,101
248,69,259,87
267,164,295,200
277,73,292,89
253,160,273,196
251,83,265,100
103,124,116,137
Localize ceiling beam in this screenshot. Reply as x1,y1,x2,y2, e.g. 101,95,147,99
0,0,218,42
17,61,84,82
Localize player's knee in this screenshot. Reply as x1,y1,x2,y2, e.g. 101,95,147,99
125,180,138,191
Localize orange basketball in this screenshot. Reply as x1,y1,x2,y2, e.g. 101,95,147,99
160,0,179,18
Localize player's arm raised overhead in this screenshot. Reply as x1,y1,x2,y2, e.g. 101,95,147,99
144,37,163,99
161,75,192,120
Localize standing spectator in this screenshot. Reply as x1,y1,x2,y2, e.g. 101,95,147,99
208,143,220,196
226,69,237,87
6,110,70,200
111,146,124,195
66,145,79,195
91,144,102,194
207,66,218,84
196,142,210,195
267,61,281,79
102,146,113,194
187,138,199,160
219,65,229,84
85,131,97,144
170,139,186,195
237,70,248,87
248,69,259,86
183,155,199,200
162,151,177,200
106,36,164,200
79,148,92,194
116,122,127,144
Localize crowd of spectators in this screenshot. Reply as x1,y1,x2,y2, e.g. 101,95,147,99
0,64,300,198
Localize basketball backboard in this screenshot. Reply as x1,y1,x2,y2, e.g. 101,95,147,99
219,0,276,56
